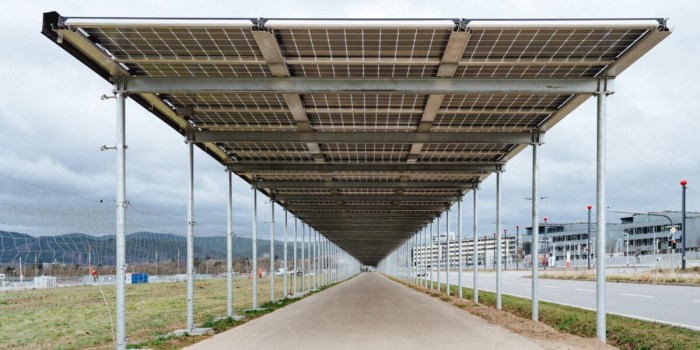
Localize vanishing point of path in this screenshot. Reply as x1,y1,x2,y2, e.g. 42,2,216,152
187,272,541,350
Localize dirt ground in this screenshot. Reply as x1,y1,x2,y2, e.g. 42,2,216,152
404,282,616,350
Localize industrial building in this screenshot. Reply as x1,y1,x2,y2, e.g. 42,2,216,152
523,211,699,266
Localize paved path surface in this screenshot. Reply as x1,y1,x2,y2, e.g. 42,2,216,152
187,272,542,350
431,270,700,330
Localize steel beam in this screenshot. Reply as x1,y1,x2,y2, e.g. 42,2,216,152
277,194,459,202
123,77,610,94
228,162,504,172
287,204,447,211
197,130,535,144
258,180,477,189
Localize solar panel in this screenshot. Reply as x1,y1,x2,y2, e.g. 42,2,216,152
44,14,670,264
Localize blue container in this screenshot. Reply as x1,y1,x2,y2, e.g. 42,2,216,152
131,273,149,284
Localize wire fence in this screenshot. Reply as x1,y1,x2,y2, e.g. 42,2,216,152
0,174,318,349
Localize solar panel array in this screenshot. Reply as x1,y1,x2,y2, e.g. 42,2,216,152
44,14,669,264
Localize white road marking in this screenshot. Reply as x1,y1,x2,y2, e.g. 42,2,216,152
543,285,559,289
621,293,653,298
519,283,530,286
575,288,595,292
692,300,700,303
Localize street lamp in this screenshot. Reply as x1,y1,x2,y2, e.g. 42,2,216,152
681,179,688,271
515,225,520,270
587,205,592,270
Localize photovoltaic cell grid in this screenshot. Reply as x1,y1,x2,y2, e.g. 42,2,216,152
45,14,668,263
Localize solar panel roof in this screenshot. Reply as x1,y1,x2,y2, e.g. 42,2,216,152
42,13,670,264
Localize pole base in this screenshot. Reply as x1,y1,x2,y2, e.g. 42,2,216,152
167,327,214,337
213,315,245,322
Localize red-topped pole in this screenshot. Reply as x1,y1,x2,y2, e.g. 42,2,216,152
681,179,687,270
587,205,592,269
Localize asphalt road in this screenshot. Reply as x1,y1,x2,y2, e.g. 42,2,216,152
427,270,700,330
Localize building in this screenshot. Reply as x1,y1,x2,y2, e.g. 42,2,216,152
412,234,520,269
522,211,699,266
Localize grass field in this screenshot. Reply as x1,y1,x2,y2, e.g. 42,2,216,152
0,275,300,349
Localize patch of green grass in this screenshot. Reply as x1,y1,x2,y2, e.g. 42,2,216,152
0,275,332,349
127,279,347,350
422,281,700,350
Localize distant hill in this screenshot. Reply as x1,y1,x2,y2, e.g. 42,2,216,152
0,230,296,265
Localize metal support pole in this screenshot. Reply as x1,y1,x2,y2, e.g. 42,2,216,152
531,142,540,322
496,170,502,309
458,198,463,299
226,169,234,317
430,221,435,290
293,217,298,295
114,86,127,350
270,200,275,302
437,215,442,292
186,140,195,331
315,230,319,289
446,206,451,296
283,210,288,297
252,181,258,309
301,223,305,293
587,206,592,270
423,227,428,288
682,180,687,271
596,91,607,343
473,187,479,303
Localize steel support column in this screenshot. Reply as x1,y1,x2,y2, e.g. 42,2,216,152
531,142,540,321
430,220,435,290
293,217,298,295
473,187,479,304
283,209,288,297
496,170,503,309
446,207,451,296
437,215,442,292
114,86,127,350
226,169,234,317
301,223,305,293
270,200,275,302
186,140,195,330
458,198,463,299
596,90,608,343
252,181,258,309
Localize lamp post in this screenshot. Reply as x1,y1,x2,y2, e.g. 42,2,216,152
543,217,548,270
587,205,592,269
516,225,520,270
681,179,687,271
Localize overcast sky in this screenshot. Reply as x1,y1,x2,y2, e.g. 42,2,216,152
1,1,698,250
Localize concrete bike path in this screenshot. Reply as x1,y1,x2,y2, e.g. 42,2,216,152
186,272,541,350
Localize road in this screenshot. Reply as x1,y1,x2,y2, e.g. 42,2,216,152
428,270,700,330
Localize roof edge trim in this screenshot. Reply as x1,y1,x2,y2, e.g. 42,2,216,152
264,19,457,29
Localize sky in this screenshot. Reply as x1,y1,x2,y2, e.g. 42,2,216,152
1,1,699,252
